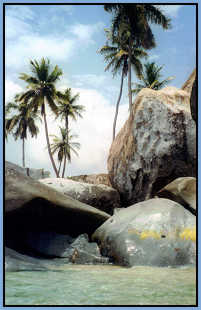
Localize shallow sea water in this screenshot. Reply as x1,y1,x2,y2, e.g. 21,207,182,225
5,264,196,306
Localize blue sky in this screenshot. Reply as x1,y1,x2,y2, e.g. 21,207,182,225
5,3,196,177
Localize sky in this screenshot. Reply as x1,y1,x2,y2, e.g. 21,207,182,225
4,3,196,178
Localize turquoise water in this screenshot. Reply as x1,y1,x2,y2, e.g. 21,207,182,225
5,264,196,305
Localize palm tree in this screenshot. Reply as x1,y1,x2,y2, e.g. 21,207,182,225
132,61,175,94
19,57,63,177
50,127,80,177
5,95,40,167
99,29,147,140
56,88,85,177
104,4,171,112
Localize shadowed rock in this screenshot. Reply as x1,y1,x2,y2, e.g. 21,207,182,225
25,232,109,264
39,178,120,215
5,247,48,272
5,161,110,255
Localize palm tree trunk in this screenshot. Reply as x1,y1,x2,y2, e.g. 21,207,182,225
113,68,124,141
43,104,59,177
128,37,132,113
22,138,25,167
62,116,68,178
58,160,62,177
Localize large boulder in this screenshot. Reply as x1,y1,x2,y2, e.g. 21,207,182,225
92,198,196,267
108,86,196,206
182,69,196,122
39,178,120,215
157,177,196,214
5,161,110,255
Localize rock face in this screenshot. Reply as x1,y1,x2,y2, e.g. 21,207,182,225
5,161,110,255
39,178,120,215
182,69,196,122
190,77,197,122
108,86,196,206
69,174,112,187
157,177,196,214
92,198,196,267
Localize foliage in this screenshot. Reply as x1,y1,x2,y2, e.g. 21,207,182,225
99,28,147,140
55,88,84,177
104,4,171,112
132,61,175,94
18,58,63,176
56,88,84,125
5,94,40,167
50,127,80,177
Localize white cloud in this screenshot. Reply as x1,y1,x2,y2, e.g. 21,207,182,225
5,16,33,39
72,74,107,88
5,12,104,71
5,5,35,21
50,5,74,15
69,22,104,45
156,5,183,18
6,35,75,69
5,80,23,102
148,54,160,61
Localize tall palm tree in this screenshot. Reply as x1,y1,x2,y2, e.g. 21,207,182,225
99,29,147,140
56,88,84,177
104,4,171,112
19,58,63,177
132,61,175,94
50,127,80,177
5,95,40,167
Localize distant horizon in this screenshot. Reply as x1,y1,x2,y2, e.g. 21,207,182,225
5,3,196,178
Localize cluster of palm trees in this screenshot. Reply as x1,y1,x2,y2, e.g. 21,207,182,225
5,58,85,178
99,4,172,140
6,4,175,176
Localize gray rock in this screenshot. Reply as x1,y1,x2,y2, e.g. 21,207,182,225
39,178,120,215
69,234,109,264
5,161,50,180
5,247,48,272
69,173,112,187
108,86,196,206
157,177,196,214
92,198,196,267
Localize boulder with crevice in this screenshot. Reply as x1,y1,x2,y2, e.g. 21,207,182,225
39,178,120,215
108,86,196,206
69,173,112,187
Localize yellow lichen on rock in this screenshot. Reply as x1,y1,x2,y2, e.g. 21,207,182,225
179,227,196,242
140,230,161,240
